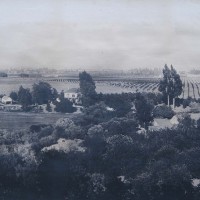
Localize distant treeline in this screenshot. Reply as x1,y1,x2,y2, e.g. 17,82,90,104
8,73,42,78
128,67,161,76
190,69,200,75
0,72,8,77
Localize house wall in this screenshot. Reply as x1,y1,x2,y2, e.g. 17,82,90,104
64,93,78,99
2,98,12,104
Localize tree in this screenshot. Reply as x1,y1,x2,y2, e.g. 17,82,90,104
159,64,182,108
18,86,32,110
153,104,175,119
178,114,196,131
79,71,97,107
55,96,76,113
0,72,8,77
197,118,200,129
10,91,18,102
104,134,135,177
102,93,132,117
135,93,154,129
46,102,52,112
82,102,114,125
32,82,58,105
170,65,183,108
159,64,171,106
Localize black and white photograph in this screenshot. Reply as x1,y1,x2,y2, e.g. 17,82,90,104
0,0,200,199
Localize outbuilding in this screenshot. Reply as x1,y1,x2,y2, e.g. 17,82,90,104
149,118,173,131
1,96,13,104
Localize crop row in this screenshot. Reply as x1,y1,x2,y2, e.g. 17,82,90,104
45,77,200,99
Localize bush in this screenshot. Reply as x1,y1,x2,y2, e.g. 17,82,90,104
153,104,175,119
197,118,200,129
46,102,52,112
10,91,18,101
183,97,193,108
178,114,196,130
55,98,76,113
32,82,58,105
30,124,50,133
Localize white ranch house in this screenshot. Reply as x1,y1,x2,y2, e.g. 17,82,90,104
64,88,81,104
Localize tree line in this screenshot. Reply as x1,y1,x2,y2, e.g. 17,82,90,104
10,82,75,113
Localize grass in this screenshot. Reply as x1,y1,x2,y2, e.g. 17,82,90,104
0,112,77,130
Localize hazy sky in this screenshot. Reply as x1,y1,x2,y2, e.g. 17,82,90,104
0,0,200,70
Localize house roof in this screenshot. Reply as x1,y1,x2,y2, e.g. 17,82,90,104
190,113,200,121
154,118,173,128
170,115,179,125
2,96,12,102
149,118,173,131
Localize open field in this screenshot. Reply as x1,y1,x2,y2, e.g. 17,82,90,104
0,77,160,94
0,112,76,130
0,75,200,99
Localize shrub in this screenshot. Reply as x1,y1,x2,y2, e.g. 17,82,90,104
153,104,175,119
183,97,193,108
197,118,200,129
55,98,76,113
46,102,52,112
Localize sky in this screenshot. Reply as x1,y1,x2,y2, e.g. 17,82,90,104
0,0,200,71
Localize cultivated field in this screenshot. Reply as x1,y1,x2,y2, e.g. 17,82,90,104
180,76,200,99
0,75,200,99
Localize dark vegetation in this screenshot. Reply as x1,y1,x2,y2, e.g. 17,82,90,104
0,72,8,77
9,81,75,113
0,100,200,199
1,68,200,199
153,104,175,119
32,82,58,105
54,92,76,113
159,64,182,107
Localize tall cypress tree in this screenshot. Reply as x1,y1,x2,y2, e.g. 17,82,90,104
159,64,182,108
170,65,183,108
159,64,171,106
135,93,154,129
79,71,97,107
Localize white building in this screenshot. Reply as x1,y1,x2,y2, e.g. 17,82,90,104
149,118,173,131
1,96,13,104
64,88,80,103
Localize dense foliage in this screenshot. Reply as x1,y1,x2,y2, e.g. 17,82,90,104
153,104,175,119
9,82,77,113
0,72,8,77
0,108,199,200
159,64,183,106
17,86,32,110
135,93,154,128
1,71,200,199
79,71,97,106
55,93,76,113
10,91,18,101
32,81,58,105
